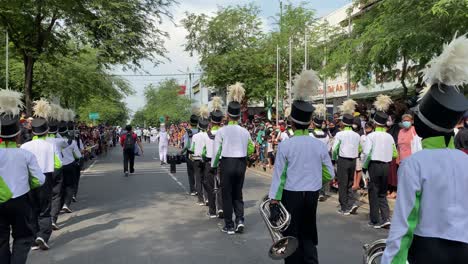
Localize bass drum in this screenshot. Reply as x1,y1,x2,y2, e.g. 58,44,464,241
363,239,386,264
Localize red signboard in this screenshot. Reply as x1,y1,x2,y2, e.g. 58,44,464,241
179,85,186,95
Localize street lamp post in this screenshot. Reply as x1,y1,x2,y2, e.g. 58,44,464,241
276,45,280,125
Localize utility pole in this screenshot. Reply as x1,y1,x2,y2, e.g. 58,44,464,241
346,3,352,98
5,30,9,89
323,45,327,106
288,38,292,106
304,30,308,70
276,45,280,125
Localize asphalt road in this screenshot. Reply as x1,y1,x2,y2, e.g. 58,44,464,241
28,142,386,264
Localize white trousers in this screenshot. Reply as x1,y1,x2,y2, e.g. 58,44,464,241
159,145,167,163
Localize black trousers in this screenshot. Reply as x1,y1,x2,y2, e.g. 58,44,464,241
61,163,77,208
0,194,35,264
282,190,320,264
51,169,63,224
337,157,356,211
408,235,468,264
74,158,83,197
193,160,205,203
29,172,53,243
220,157,246,228
368,161,390,223
186,156,196,193
123,149,135,173
203,161,217,215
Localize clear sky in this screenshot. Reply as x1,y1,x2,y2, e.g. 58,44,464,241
119,0,351,113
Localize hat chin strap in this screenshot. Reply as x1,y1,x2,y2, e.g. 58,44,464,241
416,105,453,133
0,129,21,139
228,112,241,118
290,116,311,126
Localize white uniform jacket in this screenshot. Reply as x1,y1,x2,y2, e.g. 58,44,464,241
332,127,361,160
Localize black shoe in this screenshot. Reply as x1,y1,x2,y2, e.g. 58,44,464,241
375,220,391,229
190,192,197,196
35,237,50,250
368,221,379,228
124,171,129,177
350,205,359,214
236,220,245,233
337,209,351,216
52,222,60,230
207,212,217,219
217,210,224,219
318,195,327,202
221,226,235,235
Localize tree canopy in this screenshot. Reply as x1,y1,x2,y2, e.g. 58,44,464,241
132,79,192,127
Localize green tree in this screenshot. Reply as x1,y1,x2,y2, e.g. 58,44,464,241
135,79,192,126
78,96,129,126
0,0,175,114
324,0,468,98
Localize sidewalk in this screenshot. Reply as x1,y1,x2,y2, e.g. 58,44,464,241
247,165,396,212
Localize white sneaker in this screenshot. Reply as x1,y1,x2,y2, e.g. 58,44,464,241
31,245,40,251
35,237,50,250
62,206,73,213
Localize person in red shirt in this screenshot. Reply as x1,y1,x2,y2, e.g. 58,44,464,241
120,125,144,176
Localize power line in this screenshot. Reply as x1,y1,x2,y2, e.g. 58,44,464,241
110,72,202,77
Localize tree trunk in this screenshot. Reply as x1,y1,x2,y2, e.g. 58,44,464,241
23,55,35,116
400,55,408,99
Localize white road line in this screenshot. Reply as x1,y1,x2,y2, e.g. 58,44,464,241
83,160,97,173
161,167,189,194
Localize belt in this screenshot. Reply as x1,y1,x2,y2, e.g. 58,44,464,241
339,156,357,160
370,160,390,164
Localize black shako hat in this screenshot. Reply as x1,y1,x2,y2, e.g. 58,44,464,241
372,94,393,126
227,82,245,118
190,114,198,126
0,115,20,138
313,116,324,127
31,118,49,136
373,112,388,126
290,100,314,126
211,110,223,123
67,121,75,131
210,96,224,124
198,118,209,130
342,114,355,126
58,121,68,134
415,84,468,135
48,120,59,134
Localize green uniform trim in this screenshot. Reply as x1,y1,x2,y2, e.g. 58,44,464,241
344,127,352,131
363,146,373,170
294,129,308,136
191,142,195,153
212,140,223,168
322,164,332,183
375,127,386,132
28,169,42,190
202,146,207,160
228,121,238,125
0,141,17,148
275,160,288,200
47,134,56,138
332,140,341,160
247,139,255,156
54,154,62,169
0,176,13,204
391,191,422,264
392,144,399,159
422,136,455,149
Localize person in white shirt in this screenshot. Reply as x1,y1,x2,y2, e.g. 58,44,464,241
191,106,210,206
156,124,169,165
269,70,334,263
382,36,468,264
58,119,82,215
150,127,158,143
362,95,398,229
0,89,46,264
203,97,224,218
332,99,361,215
20,99,60,251
212,83,255,235
309,104,331,202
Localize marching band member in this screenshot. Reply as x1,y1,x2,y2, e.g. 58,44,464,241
157,123,169,165
268,70,334,264
20,99,59,251
362,95,397,229
191,105,210,206
0,89,45,263
332,99,361,215
212,83,255,235
59,110,82,214
309,104,331,202
182,109,199,196
382,35,468,264
204,97,224,218
47,104,68,230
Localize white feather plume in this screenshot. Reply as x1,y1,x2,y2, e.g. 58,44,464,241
339,99,357,115
314,104,327,118
0,89,24,116
191,106,200,116
373,94,393,112
284,107,291,117
33,99,51,119
418,86,430,101
227,82,245,103
49,104,63,121
58,107,68,121
421,34,468,87
292,69,320,101
66,109,75,121
211,96,223,112
199,105,209,120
